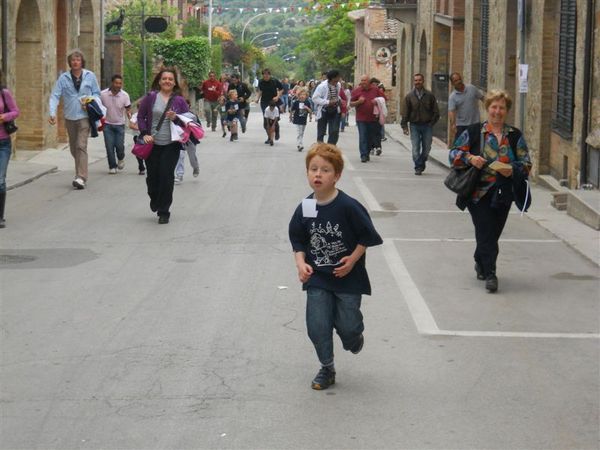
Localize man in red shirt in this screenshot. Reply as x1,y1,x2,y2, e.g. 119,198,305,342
350,75,380,163
200,71,222,131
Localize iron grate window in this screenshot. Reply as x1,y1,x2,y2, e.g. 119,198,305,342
552,0,577,138
478,0,489,90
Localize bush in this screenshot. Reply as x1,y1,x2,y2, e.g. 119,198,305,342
153,37,212,89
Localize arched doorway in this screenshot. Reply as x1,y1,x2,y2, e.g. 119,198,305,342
78,0,95,72
15,0,43,149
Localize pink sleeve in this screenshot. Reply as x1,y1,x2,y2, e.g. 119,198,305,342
1,89,20,122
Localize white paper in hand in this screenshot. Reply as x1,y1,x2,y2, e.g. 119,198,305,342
302,199,318,218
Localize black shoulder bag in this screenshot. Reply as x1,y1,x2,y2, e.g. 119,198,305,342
444,130,483,198
1,89,18,135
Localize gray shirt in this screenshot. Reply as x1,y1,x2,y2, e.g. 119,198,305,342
448,84,483,126
151,94,173,145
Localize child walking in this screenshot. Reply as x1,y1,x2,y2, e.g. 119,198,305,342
264,100,280,146
289,88,312,152
288,143,383,390
225,90,241,142
216,95,228,138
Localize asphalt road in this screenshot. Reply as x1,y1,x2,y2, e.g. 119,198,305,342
1,109,598,449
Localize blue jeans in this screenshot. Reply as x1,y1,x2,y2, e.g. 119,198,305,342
0,138,11,192
317,109,340,144
356,121,379,158
103,124,125,169
409,123,433,171
306,287,364,367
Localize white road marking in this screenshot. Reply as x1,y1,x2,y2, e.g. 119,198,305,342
342,154,356,172
381,240,600,339
381,240,440,334
354,177,383,211
389,238,562,243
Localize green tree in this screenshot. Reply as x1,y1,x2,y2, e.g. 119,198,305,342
153,37,212,88
296,1,355,80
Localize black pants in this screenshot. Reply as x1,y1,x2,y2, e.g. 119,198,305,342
145,142,180,218
467,192,511,277
316,109,340,145
370,122,382,150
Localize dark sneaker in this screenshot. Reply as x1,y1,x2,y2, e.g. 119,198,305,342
474,262,485,280
414,170,422,176
350,334,364,354
269,140,274,146
158,215,169,224
275,130,280,140
485,274,498,293
311,366,336,390
375,148,382,156
361,155,368,163
230,135,234,142
264,139,270,144
222,131,227,138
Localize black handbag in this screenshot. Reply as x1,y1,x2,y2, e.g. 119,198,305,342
1,89,18,135
444,166,480,197
445,129,484,198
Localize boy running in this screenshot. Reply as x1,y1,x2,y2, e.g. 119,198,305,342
264,100,280,146
288,143,383,390
290,88,312,152
225,90,241,142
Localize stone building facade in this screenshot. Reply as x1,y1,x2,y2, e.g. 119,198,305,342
372,0,599,188
0,0,103,150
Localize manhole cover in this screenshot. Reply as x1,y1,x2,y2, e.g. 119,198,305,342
0,254,37,264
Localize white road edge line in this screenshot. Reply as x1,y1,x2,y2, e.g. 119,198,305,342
389,238,562,243
381,240,600,339
381,240,440,334
354,177,383,211
342,154,356,172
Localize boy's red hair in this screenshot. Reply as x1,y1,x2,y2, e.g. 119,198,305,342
305,143,344,175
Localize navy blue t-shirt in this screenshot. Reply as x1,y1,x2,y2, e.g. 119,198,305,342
288,190,383,295
291,100,311,125
225,100,240,121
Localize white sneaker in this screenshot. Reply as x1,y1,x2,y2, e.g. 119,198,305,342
117,160,125,170
72,177,85,189
174,176,183,184
108,168,117,174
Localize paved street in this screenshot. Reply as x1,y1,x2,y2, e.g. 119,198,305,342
1,109,599,449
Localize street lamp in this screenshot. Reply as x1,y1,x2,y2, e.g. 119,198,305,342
253,35,278,47
241,12,268,81
249,31,279,45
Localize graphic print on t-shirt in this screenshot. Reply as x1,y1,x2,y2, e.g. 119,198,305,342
309,221,348,267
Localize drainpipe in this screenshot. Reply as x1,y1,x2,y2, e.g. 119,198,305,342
518,0,526,132
579,0,593,187
1,0,7,76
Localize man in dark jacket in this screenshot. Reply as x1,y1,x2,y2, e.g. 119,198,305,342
401,73,440,175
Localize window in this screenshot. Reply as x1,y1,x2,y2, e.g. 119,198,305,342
552,0,577,138
478,0,489,89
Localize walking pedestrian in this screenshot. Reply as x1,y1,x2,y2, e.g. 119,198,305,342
100,74,131,174
0,69,20,228
288,143,383,390
340,82,351,132
401,73,440,175
49,49,101,189
200,71,222,132
263,100,280,146
281,77,290,113
227,74,251,133
449,89,532,292
290,87,312,151
136,68,189,224
448,72,484,144
174,107,201,184
256,69,283,143
350,75,380,163
313,70,343,145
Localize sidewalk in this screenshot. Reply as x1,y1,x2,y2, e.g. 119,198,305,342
385,123,599,267
5,126,599,266
6,135,109,190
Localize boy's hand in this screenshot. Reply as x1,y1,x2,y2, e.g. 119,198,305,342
297,263,313,283
333,256,357,278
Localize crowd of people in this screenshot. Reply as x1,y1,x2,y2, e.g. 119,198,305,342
1,49,532,390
